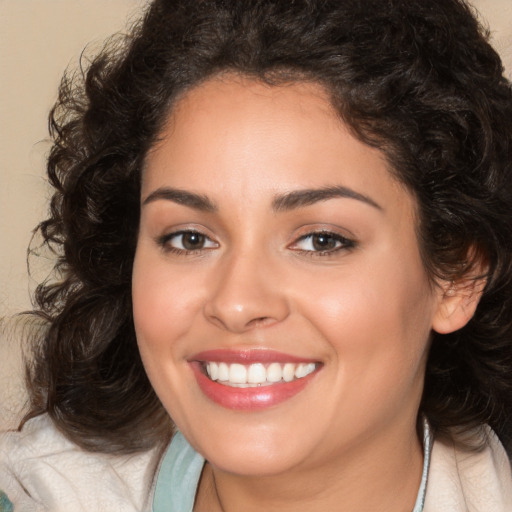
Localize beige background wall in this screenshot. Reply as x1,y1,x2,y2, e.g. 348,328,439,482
0,0,511,319
0,0,147,318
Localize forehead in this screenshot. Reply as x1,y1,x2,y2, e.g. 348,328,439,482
172,74,336,121
148,75,342,176
142,75,413,216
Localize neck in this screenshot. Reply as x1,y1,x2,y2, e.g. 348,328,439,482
195,418,424,512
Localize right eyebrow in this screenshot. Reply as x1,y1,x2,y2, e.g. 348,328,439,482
271,185,382,212
142,187,217,212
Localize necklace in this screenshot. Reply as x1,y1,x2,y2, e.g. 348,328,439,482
210,467,227,512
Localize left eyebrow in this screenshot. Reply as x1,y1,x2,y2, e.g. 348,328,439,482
142,187,217,212
271,185,382,212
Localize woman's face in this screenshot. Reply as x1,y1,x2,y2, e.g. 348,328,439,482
133,76,447,476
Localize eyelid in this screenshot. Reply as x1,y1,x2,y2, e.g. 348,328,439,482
157,227,219,254
288,228,356,255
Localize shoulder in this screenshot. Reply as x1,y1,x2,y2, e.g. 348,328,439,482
0,414,163,512
424,425,512,512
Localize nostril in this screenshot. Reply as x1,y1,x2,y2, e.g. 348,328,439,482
203,276,291,332
247,316,272,328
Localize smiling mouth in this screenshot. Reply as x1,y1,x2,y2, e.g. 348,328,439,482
190,349,321,409
204,361,318,388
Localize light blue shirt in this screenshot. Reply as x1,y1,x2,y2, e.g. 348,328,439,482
153,419,432,511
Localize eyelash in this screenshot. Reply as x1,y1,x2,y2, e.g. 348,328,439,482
290,231,356,256
157,230,218,255
157,229,355,257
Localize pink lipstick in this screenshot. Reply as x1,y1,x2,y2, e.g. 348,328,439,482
189,349,320,410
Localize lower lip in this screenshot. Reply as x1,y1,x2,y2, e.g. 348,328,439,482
190,363,317,410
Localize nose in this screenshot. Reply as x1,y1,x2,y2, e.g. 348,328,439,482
203,251,290,333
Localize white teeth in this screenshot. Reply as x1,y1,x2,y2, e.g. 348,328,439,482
295,362,316,379
204,361,317,387
267,362,283,383
282,363,295,382
247,363,266,384
218,362,229,381
229,363,247,384
206,361,219,380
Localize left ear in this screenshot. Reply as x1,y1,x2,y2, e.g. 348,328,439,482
432,265,487,335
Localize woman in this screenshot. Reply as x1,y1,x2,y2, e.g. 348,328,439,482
1,0,512,510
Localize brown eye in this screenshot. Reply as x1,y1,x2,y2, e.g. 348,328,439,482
291,231,355,255
159,230,218,253
182,232,206,250
311,233,338,251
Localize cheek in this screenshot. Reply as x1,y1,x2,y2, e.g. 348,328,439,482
132,247,202,355
131,249,206,420
296,253,435,374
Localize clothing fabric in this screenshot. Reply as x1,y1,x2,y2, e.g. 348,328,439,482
152,420,431,512
424,427,512,511
0,415,162,512
0,414,511,511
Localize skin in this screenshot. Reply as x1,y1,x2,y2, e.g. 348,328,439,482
132,75,479,511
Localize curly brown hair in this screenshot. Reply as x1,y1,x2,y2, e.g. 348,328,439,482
24,0,512,454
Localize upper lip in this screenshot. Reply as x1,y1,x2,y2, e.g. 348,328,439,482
190,349,318,364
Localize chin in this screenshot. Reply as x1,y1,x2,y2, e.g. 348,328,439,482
176,410,317,476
